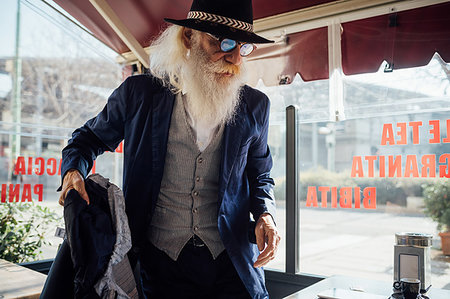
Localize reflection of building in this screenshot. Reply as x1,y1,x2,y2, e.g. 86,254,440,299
267,76,450,176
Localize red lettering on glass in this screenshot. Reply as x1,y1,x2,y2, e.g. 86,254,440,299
381,124,395,145
115,141,123,153
439,154,450,178
318,186,330,208
331,187,338,208
35,157,45,175
382,120,448,145
14,157,25,175
404,155,419,178
34,184,43,202
1,184,6,203
9,184,20,202
396,122,407,145
306,186,376,209
443,119,450,143
27,157,33,175
339,187,352,208
351,156,363,177
363,187,376,209
388,155,402,177
22,184,32,202
409,121,422,144
47,158,57,176
429,120,440,144
354,187,361,209
421,155,436,177
365,156,377,177
306,186,318,207
379,155,386,177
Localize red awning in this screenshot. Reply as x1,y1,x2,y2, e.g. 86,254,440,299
246,27,329,85
54,0,338,54
342,1,450,75
53,0,450,83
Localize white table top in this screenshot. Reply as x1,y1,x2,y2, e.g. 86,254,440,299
285,275,450,299
0,259,46,299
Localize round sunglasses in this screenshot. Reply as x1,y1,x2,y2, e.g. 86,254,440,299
206,33,256,57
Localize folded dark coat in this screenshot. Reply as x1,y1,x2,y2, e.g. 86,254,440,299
41,175,137,299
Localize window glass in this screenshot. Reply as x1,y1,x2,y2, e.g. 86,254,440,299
343,55,450,119
259,74,330,271
0,0,122,262
297,55,450,288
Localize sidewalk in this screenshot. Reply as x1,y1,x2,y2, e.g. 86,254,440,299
267,206,450,290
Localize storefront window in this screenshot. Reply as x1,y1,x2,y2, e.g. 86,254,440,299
0,0,122,262
263,54,450,287
260,75,330,271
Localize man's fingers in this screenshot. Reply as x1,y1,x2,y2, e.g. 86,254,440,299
254,246,276,267
59,169,89,205
77,188,90,205
255,222,265,251
254,232,277,267
253,217,281,268
73,178,90,204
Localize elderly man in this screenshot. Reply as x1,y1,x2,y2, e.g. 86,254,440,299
59,0,280,298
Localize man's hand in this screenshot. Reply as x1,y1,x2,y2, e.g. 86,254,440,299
59,169,89,206
254,213,280,268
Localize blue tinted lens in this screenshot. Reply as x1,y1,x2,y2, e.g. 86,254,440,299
240,43,255,56
220,39,237,52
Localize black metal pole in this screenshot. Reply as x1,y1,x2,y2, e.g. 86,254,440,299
286,105,299,274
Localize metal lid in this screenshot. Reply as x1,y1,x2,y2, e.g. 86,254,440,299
395,232,433,247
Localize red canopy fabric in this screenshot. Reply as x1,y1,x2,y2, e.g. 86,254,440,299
253,0,337,19
54,0,450,83
246,27,329,85
341,1,450,75
54,0,191,53
54,0,338,54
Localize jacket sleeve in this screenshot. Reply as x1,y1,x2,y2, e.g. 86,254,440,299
60,78,129,184
247,96,276,222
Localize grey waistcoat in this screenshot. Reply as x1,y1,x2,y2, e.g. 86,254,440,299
148,94,225,261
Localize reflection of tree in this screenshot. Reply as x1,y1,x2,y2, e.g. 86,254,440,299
20,57,120,127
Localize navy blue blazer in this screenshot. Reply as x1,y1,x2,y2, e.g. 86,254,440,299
61,74,276,298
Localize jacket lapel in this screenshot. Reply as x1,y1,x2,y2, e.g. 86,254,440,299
151,89,175,191
218,102,247,202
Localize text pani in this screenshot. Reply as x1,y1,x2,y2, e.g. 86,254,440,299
1,184,43,202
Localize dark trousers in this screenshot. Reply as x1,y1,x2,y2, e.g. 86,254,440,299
140,241,251,299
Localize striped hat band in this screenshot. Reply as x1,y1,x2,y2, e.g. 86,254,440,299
187,11,253,33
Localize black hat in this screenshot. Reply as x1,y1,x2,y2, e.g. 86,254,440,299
164,0,273,44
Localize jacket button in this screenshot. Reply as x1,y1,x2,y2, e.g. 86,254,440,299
193,208,198,213
198,157,203,163
194,226,199,231
195,176,200,182
193,191,199,196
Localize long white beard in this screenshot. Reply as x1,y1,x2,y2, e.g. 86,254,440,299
180,41,245,129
